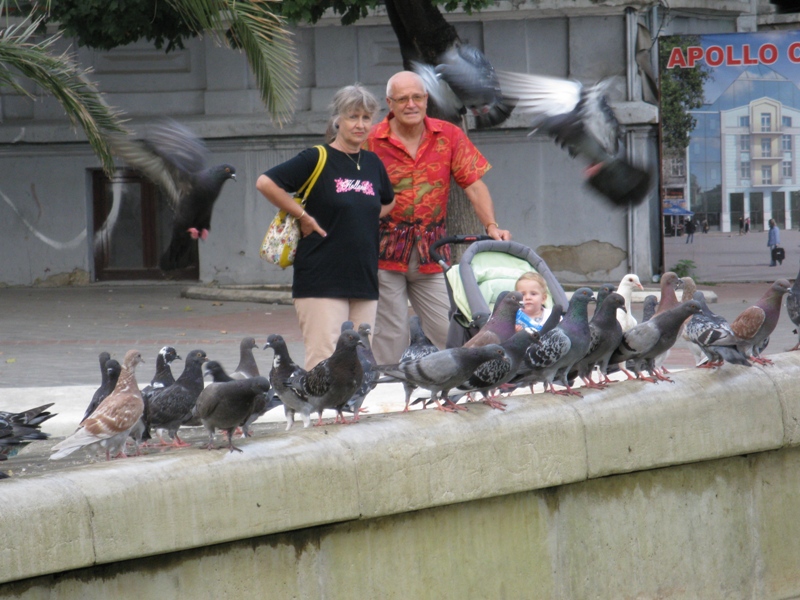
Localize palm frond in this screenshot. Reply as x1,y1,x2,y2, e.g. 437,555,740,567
0,8,128,174
167,0,298,125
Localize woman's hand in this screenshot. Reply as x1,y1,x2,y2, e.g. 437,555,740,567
298,212,327,238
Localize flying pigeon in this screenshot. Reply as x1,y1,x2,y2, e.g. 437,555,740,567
572,292,626,388
82,355,121,422
264,334,313,430
514,287,594,396
1,403,56,477
616,273,643,332
145,349,208,446
376,344,507,412
785,266,800,351
496,70,651,207
609,301,702,382
464,291,522,348
110,120,236,271
730,279,791,365
684,291,750,368
342,323,378,421
51,350,145,461
230,337,260,380
412,41,514,129
192,376,272,452
285,330,364,426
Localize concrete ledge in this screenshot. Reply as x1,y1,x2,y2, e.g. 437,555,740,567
3,352,800,586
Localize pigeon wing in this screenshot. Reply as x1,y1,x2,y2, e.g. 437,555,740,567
730,306,766,341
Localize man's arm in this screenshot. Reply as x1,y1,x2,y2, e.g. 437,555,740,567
463,179,512,241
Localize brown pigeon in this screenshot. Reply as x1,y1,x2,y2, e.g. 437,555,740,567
655,271,683,316
51,349,145,461
730,279,791,365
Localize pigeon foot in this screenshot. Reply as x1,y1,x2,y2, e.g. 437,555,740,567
187,227,201,240
481,398,507,411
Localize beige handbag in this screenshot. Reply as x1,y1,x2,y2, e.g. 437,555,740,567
260,145,327,268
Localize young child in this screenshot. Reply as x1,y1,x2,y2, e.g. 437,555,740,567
514,271,551,331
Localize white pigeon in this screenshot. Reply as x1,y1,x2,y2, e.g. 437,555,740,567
51,349,145,461
616,273,643,332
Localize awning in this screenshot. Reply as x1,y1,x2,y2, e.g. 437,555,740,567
663,206,694,216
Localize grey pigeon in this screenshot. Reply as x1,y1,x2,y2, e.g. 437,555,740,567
342,323,378,421
595,283,617,309
285,330,364,426
203,359,275,437
51,350,145,461
572,292,626,388
401,315,439,362
145,349,208,446
684,292,750,368
412,41,513,129
730,279,791,365
464,291,522,348
785,265,800,351
641,295,658,323
1,403,56,478
192,376,271,453
230,337,260,379
514,288,595,396
497,70,651,207
376,344,507,412
609,301,702,383
83,355,121,422
110,120,236,271
204,360,233,383
135,345,181,449
264,334,313,430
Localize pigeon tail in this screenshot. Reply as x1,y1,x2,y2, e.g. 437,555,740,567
586,158,651,207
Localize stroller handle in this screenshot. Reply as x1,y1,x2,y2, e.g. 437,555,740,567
429,234,494,269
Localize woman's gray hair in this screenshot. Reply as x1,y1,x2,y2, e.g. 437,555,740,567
325,83,380,142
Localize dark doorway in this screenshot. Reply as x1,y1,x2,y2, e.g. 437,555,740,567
773,191,786,229
750,192,764,232
92,169,198,281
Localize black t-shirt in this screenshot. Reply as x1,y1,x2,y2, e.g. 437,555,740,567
265,144,394,299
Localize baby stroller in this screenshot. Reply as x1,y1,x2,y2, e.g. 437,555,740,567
429,235,569,348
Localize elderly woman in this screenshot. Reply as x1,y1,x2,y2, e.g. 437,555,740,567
257,84,395,369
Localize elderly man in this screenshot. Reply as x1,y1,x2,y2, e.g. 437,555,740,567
366,70,511,363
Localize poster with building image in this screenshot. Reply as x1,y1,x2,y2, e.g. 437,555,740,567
660,31,800,279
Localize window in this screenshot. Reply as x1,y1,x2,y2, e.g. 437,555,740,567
762,138,772,157
784,161,793,177
740,115,750,127
741,162,751,178
762,165,772,185
784,116,792,128
740,135,750,151
668,157,685,178
762,113,772,132
783,135,792,151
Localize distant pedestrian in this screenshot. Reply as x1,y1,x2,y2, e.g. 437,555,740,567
702,219,709,234
745,218,750,234
739,216,744,235
685,219,695,244
768,219,781,267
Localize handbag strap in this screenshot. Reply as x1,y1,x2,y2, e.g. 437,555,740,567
297,145,327,204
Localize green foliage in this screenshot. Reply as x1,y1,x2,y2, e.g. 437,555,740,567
278,0,493,25
658,35,712,153
670,259,696,279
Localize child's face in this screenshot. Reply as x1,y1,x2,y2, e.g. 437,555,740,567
516,280,547,317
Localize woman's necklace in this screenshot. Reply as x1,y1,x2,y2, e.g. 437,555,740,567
343,149,361,170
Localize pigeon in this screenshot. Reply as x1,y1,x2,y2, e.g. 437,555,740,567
572,292,626,388
609,301,702,383
230,337,260,380
641,294,658,323
513,287,594,396
202,359,273,437
82,355,121,422
192,376,272,452
264,334,313,430
680,276,697,303
412,40,513,129
401,315,439,362
134,346,182,449
595,283,617,309
1,403,56,477
376,344,507,412
464,291,522,348
204,360,234,383
51,350,145,461
110,120,236,271
684,291,751,368
496,70,651,207
655,271,683,316
785,265,800,351
145,349,208,446
343,323,378,421
616,274,643,332
285,330,364,426
730,279,792,365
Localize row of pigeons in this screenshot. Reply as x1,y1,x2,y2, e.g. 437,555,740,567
4,272,796,471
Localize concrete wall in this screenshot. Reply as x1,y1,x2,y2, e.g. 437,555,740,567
3,353,800,598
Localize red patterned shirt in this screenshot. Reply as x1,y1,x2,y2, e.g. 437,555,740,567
366,115,491,274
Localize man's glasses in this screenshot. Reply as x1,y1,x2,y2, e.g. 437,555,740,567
388,93,428,106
